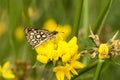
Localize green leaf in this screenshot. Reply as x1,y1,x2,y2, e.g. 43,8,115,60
45,61,53,70
93,0,113,35
32,61,43,68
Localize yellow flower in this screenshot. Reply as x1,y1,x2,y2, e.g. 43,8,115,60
0,22,6,38
53,65,72,80
98,44,109,59
14,26,24,41
53,60,84,80
43,19,71,40
0,61,15,79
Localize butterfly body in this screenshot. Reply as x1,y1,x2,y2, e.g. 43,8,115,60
24,28,58,49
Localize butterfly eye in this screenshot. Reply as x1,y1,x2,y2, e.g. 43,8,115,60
24,28,58,49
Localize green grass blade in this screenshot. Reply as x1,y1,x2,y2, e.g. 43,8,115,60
93,0,113,34
72,0,83,37
8,0,23,59
83,0,89,38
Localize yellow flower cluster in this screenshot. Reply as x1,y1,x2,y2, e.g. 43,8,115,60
35,37,84,80
35,19,84,80
0,61,15,79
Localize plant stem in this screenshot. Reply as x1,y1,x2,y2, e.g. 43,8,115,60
72,60,98,80
93,59,105,80
83,0,89,38
72,0,83,37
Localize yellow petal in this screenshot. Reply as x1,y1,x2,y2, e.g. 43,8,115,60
45,42,55,60
68,37,78,56
57,41,69,57
71,61,84,69
37,55,49,64
70,68,78,75
52,50,59,61
35,46,44,55
56,71,65,80
62,53,71,62
68,36,77,47
71,54,80,61
53,66,65,80
69,45,78,56
65,64,71,80
65,70,71,80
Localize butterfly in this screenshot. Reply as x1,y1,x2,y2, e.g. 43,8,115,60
24,27,58,49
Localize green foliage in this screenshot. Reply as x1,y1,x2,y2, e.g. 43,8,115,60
45,61,54,70
0,0,120,80
32,61,43,68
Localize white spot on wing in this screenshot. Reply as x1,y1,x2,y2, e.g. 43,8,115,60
42,34,46,38
37,35,40,38
31,33,34,35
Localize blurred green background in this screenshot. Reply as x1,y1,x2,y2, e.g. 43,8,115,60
0,0,120,80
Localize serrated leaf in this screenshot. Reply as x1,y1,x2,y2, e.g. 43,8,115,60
32,61,43,68
45,61,53,70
